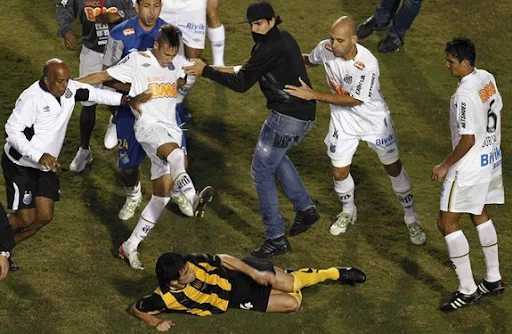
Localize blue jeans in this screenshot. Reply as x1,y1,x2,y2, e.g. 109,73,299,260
375,0,422,39
251,111,316,239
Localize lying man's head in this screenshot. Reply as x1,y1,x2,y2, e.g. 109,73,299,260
156,253,195,289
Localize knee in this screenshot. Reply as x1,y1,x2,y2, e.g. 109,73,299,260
285,296,301,312
383,160,402,177
36,214,53,228
332,167,349,181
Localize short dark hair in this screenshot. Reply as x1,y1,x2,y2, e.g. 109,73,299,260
155,253,186,290
157,24,180,49
136,0,161,4
445,37,476,66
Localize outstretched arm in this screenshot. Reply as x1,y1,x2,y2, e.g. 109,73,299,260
130,304,175,332
284,77,361,106
75,71,113,86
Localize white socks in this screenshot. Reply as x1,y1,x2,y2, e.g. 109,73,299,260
124,181,142,200
333,174,355,215
476,219,501,282
208,25,225,66
125,195,170,251
445,230,477,294
389,168,416,224
167,149,197,204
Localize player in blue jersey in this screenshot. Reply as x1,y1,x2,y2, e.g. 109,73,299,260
102,0,191,220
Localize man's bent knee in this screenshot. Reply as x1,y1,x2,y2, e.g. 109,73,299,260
383,159,402,177
332,166,350,181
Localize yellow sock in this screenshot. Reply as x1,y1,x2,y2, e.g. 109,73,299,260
288,290,303,310
292,268,339,291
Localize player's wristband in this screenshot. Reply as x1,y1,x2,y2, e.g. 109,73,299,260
233,65,242,73
0,251,10,259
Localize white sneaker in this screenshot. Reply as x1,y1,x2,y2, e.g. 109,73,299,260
104,115,117,150
330,208,357,236
406,217,426,245
118,243,144,270
118,194,142,221
69,147,93,173
171,193,194,217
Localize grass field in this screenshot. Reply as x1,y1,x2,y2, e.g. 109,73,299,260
0,0,511,333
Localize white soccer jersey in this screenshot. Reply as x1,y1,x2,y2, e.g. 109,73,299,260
446,68,503,186
4,80,123,171
309,41,390,136
106,50,192,126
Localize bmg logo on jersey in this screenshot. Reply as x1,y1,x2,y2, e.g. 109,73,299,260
148,83,177,98
480,146,501,168
375,134,395,147
84,6,119,22
186,22,206,34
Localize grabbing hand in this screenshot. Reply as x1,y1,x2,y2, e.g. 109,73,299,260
284,77,316,100
128,90,153,114
63,31,77,51
183,58,207,76
155,319,176,332
39,153,59,172
95,12,122,24
431,163,448,181
252,270,276,287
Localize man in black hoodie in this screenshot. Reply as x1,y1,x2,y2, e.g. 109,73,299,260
184,1,319,258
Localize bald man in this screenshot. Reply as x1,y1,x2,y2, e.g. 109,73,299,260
2,59,147,264
285,17,426,245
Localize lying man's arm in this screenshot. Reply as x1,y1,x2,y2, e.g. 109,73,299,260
218,254,276,287
130,294,175,332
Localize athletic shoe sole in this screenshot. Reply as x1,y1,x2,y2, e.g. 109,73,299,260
194,186,214,218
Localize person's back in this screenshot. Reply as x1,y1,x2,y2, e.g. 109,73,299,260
448,68,503,185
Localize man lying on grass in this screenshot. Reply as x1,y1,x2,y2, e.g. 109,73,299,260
130,252,366,331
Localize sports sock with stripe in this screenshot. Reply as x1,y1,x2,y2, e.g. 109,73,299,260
476,219,501,282
125,195,170,251
292,268,340,291
445,230,477,294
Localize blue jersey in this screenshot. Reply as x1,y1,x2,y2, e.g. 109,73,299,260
103,17,168,66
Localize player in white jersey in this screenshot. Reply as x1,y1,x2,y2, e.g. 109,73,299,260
2,59,147,262
432,38,504,312
76,25,214,270
285,16,425,245
160,0,226,123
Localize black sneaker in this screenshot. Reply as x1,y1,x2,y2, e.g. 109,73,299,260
8,257,20,272
337,267,366,285
250,236,291,259
378,35,403,53
440,290,481,312
289,207,320,237
357,15,390,39
478,279,505,295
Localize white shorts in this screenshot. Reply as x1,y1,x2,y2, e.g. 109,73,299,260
440,176,505,215
134,118,184,180
160,0,207,49
325,115,400,167
79,45,104,106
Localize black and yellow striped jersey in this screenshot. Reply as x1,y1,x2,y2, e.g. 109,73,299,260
135,253,235,317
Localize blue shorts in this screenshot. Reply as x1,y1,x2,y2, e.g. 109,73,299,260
115,106,146,169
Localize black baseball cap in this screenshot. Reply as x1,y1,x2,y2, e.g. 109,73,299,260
240,1,278,24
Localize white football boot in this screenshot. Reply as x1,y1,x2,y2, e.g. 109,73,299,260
406,215,426,245
171,192,194,217
330,207,357,236
104,115,118,150
69,147,93,173
118,243,144,270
